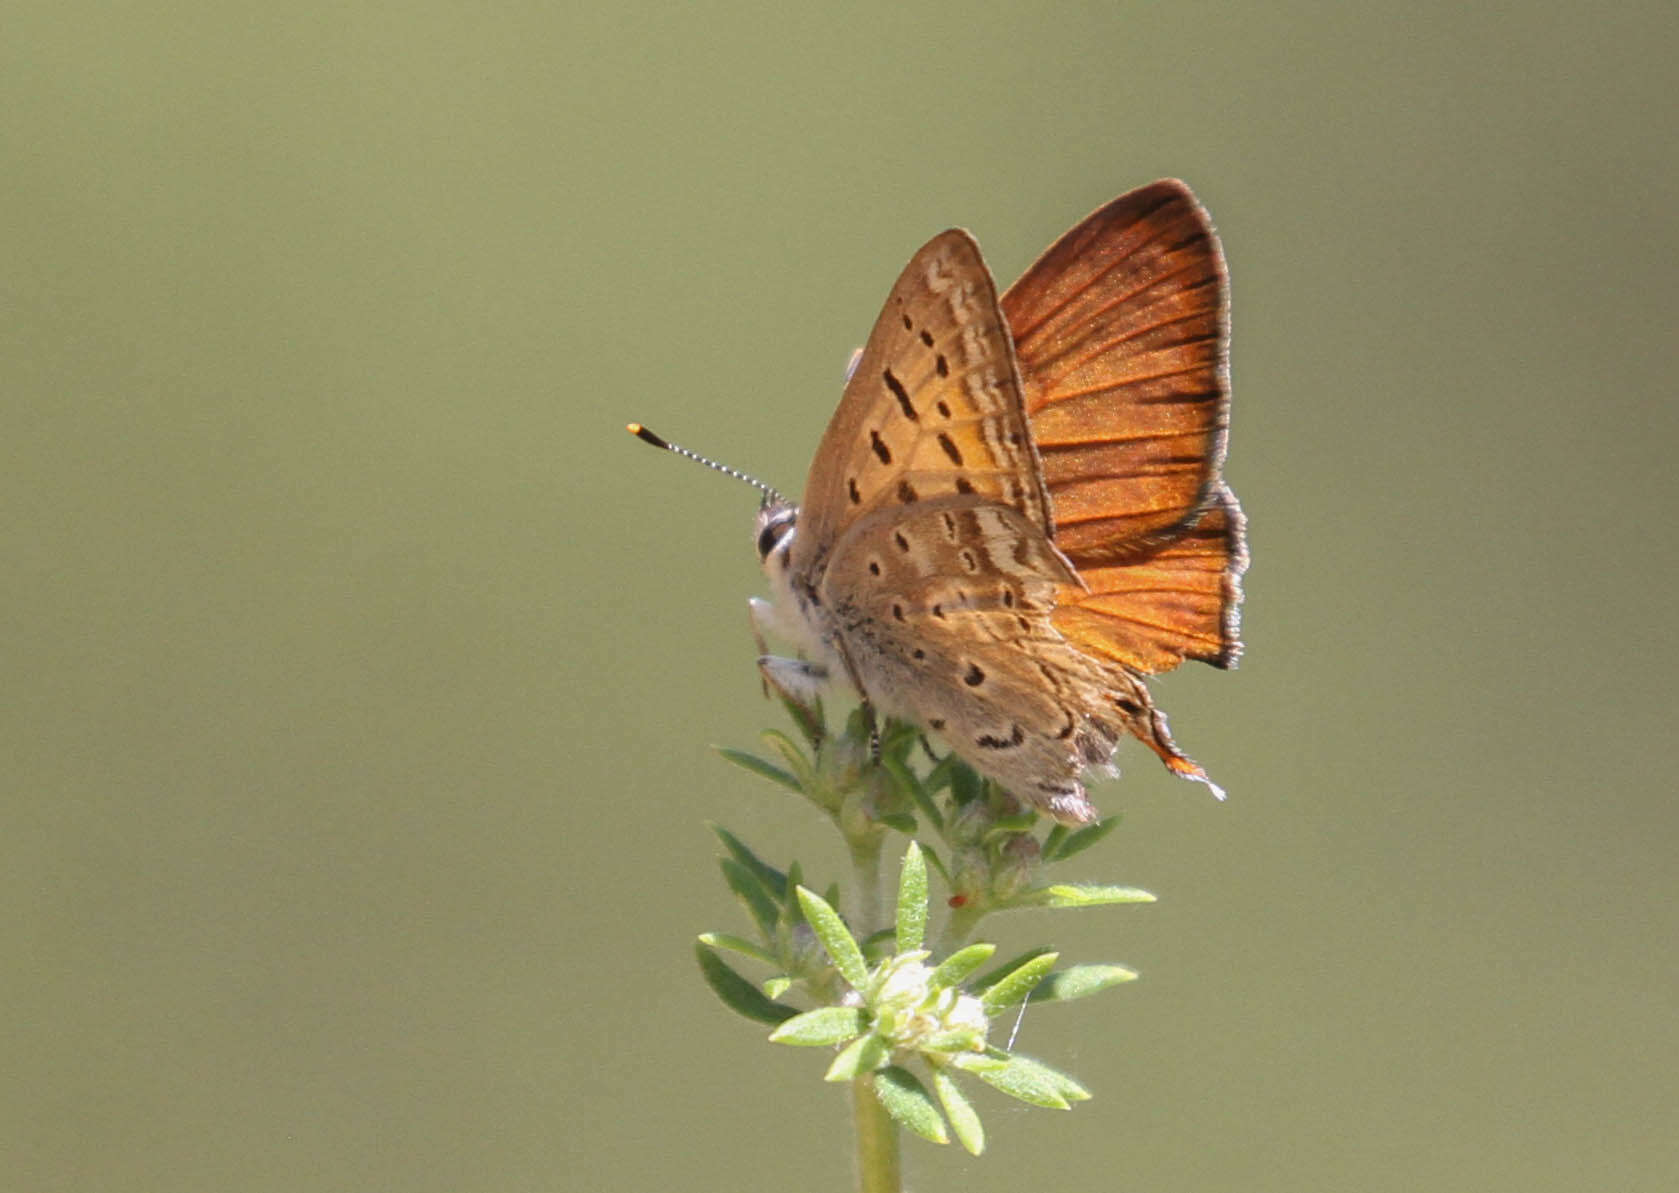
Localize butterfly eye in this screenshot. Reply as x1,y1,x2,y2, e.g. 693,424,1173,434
756,512,795,561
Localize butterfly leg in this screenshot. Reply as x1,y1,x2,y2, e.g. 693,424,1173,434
757,654,828,707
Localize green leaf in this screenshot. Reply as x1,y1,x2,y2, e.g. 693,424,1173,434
1047,816,1121,861
1005,883,1156,909
872,1067,948,1144
716,747,802,794
859,927,897,963
895,843,929,953
922,752,960,797
694,942,798,1025
951,1051,1069,1109
881,754,942,828
982,813,1039,842
709,826,788,899
968,946,1053,996
769,1005,868,1046
930,1068,985,1155
916,1028,987,1055
1033,964,1138,1002
719,858,780,939
759,729,814,782
928,943,996,991
696,931,776,966
825,1033,890,1081
980,951,1060,1014
878,812,918,834
774,690,824,748
919,843,951,887
795,886,869,990
1041,824,1069,860
949,761,984,807
1001,1052,1090,1102
764,976,792,999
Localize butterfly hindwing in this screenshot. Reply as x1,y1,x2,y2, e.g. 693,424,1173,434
1052,483,1247,673
819,497,1116,823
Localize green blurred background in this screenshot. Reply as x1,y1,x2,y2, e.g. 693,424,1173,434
6,3,1676,1190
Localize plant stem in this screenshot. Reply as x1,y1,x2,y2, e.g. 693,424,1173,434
852,1075,901,1193
848,835,885,937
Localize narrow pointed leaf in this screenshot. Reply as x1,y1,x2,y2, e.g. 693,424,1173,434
895,843,929,953
716,747,802,794
872,1067,948,1144
951,1051,1068,1109
759,729,814,783
694,942,798,1025
825,1033,890,1081
769,1006,868,1046
860,927,897,963
1000,1052,1091,1102
1033,964,1138,1002
980,951,1060,1014
709,826,788,899
982,813,1039,842
696,931,776,966
1041,824,1070,860
928,943,996,991
916,1028,988,1055
1048,816,1121,861
931,1068,985,1155
796,886,868,990
949,761,983,807
919,843,951,886
1006,883,1156,909
719,858,780,939
922,751,959,797
881,754,942,827
764,976,792,999
773,690,824,748
969,947,1053,999
878,812,918,834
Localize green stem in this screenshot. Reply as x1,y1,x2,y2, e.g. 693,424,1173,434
938,901,986,954
848,834,885,937
852,1076,901,1193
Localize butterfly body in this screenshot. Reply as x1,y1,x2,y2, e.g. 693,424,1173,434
753,181,1245,824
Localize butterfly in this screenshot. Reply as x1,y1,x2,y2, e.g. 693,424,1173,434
639,180,1244,824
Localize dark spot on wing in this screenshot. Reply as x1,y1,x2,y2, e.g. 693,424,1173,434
869,430,892,465
893,531,910,552
955,477,974,494
884,368,916,421
937,432,963,466
963,663,984,686
976,724,1025,750
897,480,918,503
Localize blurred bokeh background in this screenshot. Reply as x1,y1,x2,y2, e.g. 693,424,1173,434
6,3,1676,1190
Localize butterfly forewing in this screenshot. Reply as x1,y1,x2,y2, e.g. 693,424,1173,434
1002,179,1230,565
1002,179,1245,676
791,230,1056,580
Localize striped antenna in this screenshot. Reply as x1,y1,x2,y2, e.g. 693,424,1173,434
626,423,784,505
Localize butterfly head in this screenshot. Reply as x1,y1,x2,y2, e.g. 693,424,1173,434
754,499,799,576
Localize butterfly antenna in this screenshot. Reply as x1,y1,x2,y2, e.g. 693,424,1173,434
626,423,784,505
